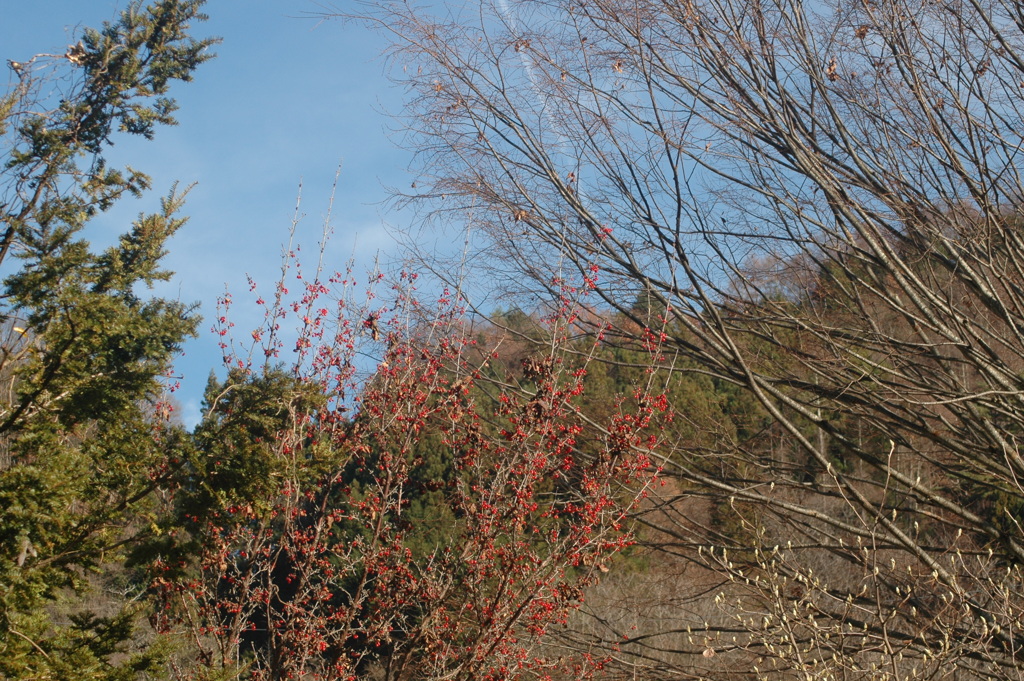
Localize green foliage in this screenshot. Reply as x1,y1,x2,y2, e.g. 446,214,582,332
5,190,198,428
2,0,216,264
185,366,330,515
0,2,215,677
339,426,463,561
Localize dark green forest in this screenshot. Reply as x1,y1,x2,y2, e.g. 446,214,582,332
5,0,1024,680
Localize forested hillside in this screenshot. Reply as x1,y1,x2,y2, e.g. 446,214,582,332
358,0,1024,677
6,0,1024,679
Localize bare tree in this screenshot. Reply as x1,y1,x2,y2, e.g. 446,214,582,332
345,0,1024,677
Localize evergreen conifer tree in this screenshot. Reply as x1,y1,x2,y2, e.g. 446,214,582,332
0,2,215,677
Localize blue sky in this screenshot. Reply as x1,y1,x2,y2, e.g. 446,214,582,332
3,1,414,426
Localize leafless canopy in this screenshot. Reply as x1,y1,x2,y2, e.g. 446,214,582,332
354,0,1024,676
